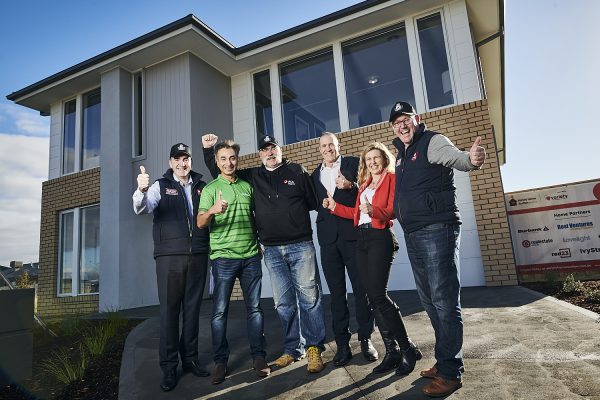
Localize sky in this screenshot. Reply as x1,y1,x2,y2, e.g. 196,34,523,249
0,0,599,267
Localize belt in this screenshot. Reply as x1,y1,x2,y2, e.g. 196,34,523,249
358,223,373,230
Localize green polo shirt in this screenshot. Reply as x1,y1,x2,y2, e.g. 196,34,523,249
199,175,259,260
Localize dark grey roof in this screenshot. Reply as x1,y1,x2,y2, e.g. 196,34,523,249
7,0,389,102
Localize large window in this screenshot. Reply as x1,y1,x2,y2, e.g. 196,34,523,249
58,205,100,296
342,25,415,129
61,88,101,174
417,13,454,109
253,70,273,143
280,49,339,144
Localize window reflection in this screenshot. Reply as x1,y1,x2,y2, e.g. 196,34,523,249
59,211,74,294
280,50,339,144
82,88,101,170
417,13,454,109
343,25,415,129
62,100,76,174
80,206,100,294
253,70,273,144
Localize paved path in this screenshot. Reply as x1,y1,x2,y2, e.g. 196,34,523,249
119,286,600,399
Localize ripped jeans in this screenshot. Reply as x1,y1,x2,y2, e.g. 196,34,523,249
263,240,326,358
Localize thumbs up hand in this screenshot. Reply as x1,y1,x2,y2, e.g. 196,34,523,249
209,190,228,215
137,166,150,193
322,191,336,210
359,195,373,215
469,136,486,167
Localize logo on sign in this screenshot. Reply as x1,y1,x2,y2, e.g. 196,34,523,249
557,221,594,230
522,238,553,248
562,235,591,243
580,248,600,255
551,248,571,258
517,226,549,234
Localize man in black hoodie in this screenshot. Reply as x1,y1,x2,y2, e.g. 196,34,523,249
133,143,210,392
202,133,326,374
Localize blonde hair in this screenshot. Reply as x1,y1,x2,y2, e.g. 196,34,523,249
357,142,396,186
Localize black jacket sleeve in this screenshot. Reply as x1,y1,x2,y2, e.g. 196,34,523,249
202,147,219,179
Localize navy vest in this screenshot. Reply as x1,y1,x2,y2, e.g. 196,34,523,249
152,170,209,257
393,125,461,234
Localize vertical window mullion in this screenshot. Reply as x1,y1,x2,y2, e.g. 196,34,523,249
405,18,427,113
74,94,82,172
332,42,349,132
270,64,284,145
133,72,145,158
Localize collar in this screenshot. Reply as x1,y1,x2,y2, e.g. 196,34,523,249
320,155,342,171
217,174,238,184
173,173,193,186
360,170,388,192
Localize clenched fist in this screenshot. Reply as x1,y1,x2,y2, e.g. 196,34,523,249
137,166,150,193
202,133,218,148
323,191,336,210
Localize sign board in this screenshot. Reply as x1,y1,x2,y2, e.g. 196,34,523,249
505,179,600,276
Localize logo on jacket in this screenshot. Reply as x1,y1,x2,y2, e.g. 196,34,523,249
411,151,419,162
165,188,178,195
283,179,296,186
396,158,402,167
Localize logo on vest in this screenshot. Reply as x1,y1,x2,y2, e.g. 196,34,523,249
165,188,178,195
396,158,402,167
283,179,296,186
411,151,419,162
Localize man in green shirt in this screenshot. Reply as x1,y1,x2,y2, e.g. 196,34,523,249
197,140,268,384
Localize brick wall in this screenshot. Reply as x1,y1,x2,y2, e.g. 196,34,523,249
38,168,100,317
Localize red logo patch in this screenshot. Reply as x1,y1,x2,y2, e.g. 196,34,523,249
165,188,178,195
411,151,419,162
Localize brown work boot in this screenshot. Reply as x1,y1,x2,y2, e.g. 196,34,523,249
211,363,227,385
273,353,305,368
422,376,463,397
420,365,438,378
253,356,270,378
306,346,324,373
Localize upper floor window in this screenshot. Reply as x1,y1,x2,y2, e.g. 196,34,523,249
417,13,454,109
253,69,273,144
280,49,339,144
62,88,101,174
58,204,100,296
342,25,415,129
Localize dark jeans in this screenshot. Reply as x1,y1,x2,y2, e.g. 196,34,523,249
211,254,265,364
156,253,208,373
320,237,374,345
355,228,399,312
404,223,464,380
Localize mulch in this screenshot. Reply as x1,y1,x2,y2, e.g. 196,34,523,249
521,279,600,314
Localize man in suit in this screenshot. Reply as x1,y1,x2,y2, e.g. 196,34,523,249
311,132,377,366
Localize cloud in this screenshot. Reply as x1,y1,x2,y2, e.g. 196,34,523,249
0,133,48,267
0,103,50,137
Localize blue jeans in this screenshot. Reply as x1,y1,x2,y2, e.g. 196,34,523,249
211,254,265,364
404,223,464,380
263,240,326,358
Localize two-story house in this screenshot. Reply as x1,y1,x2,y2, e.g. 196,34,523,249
7,0,515,317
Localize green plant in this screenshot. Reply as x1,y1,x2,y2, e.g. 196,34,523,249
83,323,115,356
15,271,33,288
562,274,585,294
40,344,88,384
584,289,600,304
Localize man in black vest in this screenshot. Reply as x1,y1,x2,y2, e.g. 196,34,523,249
311,132,377,367
389,101,486,397
133,143,210,392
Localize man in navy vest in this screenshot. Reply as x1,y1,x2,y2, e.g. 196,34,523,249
133,143,210,392
311,132,377,367
389,101,486,397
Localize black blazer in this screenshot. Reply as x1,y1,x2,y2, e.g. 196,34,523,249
311,156,360,245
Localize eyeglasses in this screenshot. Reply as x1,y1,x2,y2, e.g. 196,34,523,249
392,117,414,128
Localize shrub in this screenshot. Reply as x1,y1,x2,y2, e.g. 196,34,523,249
562,274,585,294
40,344,88,384
15,271,34,288
584,289,600,304
83,323,115,356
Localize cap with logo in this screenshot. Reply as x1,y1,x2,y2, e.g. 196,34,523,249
258,135,279,150
170,143,191,158
388,101,416,122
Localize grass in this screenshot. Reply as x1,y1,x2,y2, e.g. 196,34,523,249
40,344,88,385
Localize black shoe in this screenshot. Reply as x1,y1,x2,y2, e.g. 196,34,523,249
372,348,402,374
160,369,177,392
182,359,210,377
333,344,352,367
360,339,379,362
395,340,422,376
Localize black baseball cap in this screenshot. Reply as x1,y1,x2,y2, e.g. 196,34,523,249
389,101,416,122
170,143,191,158
258,135,279,150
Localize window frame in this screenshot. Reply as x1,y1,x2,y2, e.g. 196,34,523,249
59,86,102,176
57,204,100,297
132,71,146,160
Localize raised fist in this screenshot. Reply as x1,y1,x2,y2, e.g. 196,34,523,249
202,133,219,148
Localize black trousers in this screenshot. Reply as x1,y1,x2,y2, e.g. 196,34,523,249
156,253,208,373
355,228,399,312
320,237,374,345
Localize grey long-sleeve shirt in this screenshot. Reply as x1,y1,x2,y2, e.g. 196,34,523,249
427,134,478,172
